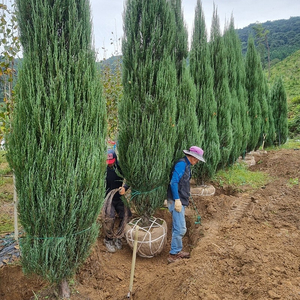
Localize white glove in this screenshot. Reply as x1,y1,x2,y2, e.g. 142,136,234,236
174,199,182,212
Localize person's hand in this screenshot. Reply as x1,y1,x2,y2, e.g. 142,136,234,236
174,199,182,212
119,186,126,195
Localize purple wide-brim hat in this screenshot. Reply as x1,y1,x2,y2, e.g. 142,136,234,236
183,146,205,163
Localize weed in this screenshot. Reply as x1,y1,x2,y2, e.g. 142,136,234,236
287,177,299,187
212,162,271,191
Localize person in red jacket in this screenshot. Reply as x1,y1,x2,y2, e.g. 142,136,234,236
104,149,131,252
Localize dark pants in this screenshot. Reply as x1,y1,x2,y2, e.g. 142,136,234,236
105,195,132,241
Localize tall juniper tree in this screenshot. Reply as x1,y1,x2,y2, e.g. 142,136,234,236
171,0,201,162
190,0,220,181
210,6,232,168
232,19,250,157
6,0,106,297
255,56,269,150
245,35,262,152
223,17,243,165
271,77,288,145
264,75,276,148
119,0,177,224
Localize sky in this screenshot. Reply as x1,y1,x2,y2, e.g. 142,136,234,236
90,0,300,61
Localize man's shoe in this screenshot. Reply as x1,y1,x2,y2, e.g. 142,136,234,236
114,238,122,250
177,251,190,258
104,239,116,253
167,253,182,263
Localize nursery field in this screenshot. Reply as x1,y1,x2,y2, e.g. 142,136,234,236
1,146,300,299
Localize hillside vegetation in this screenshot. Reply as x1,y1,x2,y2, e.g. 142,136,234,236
237,16,300,63
268,49,300,101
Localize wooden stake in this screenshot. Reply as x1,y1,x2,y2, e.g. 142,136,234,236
127,225,139,298
13,173,18,242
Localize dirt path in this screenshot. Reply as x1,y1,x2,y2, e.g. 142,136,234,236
1,148,300,300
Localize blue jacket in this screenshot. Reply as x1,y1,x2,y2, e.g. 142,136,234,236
167,157,191,206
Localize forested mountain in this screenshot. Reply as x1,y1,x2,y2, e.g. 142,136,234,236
236,17,300,65
98,55,122,72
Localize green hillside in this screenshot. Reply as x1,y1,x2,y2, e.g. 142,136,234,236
268,49,300,101
267,49,300,137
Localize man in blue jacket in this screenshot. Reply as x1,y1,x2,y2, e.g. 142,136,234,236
167,146,205,263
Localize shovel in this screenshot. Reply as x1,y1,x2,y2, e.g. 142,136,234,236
127,225,139,298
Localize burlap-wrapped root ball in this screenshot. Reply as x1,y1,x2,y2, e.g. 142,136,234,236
191,185,216,196
125,217,167,258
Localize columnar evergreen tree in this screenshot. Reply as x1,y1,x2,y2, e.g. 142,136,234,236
223,17,243,165
6,0,106,297
171,0,201,161
255,55,269,150
210,6,232,168
271,77,289,145
190,0,220,181
264,76,276,148
119,0,177,224
245,36,262,152
232,22,250,157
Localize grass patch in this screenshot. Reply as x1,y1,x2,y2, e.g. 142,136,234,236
0,176,13,202
0,191,13,203
0,151,7,164
0,167,12,176
0,175,13,185
0,214,14,234
0,151,12,177
264,138,300,150
212,162,271,191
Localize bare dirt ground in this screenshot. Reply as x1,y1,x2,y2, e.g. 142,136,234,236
1,148,300,300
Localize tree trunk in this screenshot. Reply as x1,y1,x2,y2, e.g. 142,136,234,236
59,279,70,299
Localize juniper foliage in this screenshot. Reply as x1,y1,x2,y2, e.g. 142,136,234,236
223,18,243,165
255,56,269,150
171,0,201,162
271,77,289,145
264,76,276,148
190,0,220,182
210,6,233,169
245,36,262,152
224,17,251,163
